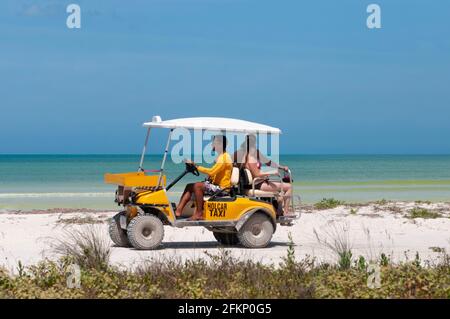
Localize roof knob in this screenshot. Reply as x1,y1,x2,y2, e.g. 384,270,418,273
152,115,162,123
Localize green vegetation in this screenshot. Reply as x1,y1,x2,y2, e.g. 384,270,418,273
337,250,353,270
408,208,442,219
386,205,402,213
350,208,357,215
356,256,367,271
56,216,104,225
1,226,448,299
415,200,432,205
380,253,391,267
313,222,352,270
282,232,296,269
314,198,345,210
50,226,111,271
0,250,448,299
375,199,388,205
429,247,445,253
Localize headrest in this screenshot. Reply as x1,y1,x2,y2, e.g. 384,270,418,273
244,168,253,184
230,167,240,186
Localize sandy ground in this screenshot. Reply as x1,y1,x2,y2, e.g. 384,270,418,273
0,202,449,272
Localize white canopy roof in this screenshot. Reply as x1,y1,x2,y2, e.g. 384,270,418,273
143,116,281,134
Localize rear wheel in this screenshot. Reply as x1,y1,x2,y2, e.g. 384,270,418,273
127,215,164,250
109,212,130,247
213,232,240,246
237,213,274,248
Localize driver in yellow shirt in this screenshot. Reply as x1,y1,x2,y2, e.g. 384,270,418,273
175,135,232,220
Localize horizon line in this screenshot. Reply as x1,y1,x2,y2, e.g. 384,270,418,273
1,153,450,156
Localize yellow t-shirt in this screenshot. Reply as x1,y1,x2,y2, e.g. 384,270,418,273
197,152,233,189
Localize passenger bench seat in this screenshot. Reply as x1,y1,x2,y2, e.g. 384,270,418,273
243,168,278,197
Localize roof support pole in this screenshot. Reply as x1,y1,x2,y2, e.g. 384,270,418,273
157,129,173,187
138,128,151,172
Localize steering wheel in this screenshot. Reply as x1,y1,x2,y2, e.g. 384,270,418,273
185,162,200,176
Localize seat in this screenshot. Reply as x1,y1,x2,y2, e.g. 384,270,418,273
243,168,279,198
246,189,278,197
230,167,240,187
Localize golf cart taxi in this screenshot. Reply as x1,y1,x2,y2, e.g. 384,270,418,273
105,116,299,250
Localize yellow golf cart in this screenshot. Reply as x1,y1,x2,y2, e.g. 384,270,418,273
105,116,299,250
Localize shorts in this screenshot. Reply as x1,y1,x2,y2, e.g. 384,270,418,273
204,181,222,195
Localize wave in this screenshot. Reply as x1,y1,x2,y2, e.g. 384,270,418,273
0,192,113,198
294,180,450,186
0,191,184,199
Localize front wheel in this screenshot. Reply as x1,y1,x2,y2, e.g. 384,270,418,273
213,232,240,246
109,212,130,247
127,215,164,250
237,213,274,248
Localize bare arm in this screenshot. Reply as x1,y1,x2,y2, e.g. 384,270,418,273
257,150,288,171
246,161,276,178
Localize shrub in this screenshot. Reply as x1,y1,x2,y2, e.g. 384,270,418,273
314,198,345,210
0,252,448,299
380,253,391,267
408,208,442,219
337,251,352,270
414,200,432,205
356,256,367,271
314,222,353,270
281,232,296,269
50,225,111,271
375,199,388,205
56,216,104,225
429,247,445,253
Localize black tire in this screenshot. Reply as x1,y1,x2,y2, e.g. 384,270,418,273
109,212,130,247
237,213,274,248
127,215,164,250
213,232,240,246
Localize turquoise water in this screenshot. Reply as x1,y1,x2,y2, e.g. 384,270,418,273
1,155,450,210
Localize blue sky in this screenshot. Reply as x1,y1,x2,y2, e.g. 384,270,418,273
0,0,449,154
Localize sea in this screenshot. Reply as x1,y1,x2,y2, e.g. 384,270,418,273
1,155,450,211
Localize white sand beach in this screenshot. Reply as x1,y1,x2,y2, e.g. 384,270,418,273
1,202,449,272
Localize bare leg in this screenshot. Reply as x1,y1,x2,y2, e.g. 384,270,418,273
259,182,292,215
282,184,293,215
175,183,194,217
189,182,205,220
